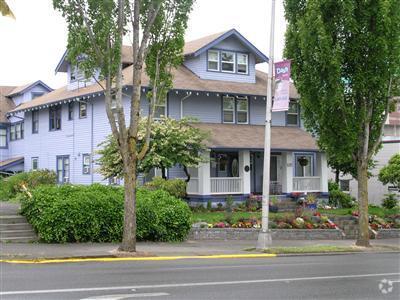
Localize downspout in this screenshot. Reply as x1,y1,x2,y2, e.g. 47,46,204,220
91,102,94,184
180,92,192,119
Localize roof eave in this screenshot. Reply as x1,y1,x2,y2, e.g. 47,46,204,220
7,80,53,97
54,50,68,74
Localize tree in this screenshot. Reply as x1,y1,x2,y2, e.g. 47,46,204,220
0,0,15,19
379,153,400,189
54,0,194,252
284,0,400,246
97,117,209,181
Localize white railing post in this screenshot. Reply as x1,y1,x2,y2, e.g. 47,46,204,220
197,151,211,196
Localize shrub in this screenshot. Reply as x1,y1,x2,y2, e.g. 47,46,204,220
0,170,56,201
329,189,355,208
144,176,186,199
382,194,398,209
20,184,192,243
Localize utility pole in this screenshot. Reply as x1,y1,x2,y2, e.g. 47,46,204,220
257,0,275,250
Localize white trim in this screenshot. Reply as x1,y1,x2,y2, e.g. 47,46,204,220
221,51,236,73
207,50,220,71
237,53,249,75
222,96,235,124
236,96,249,124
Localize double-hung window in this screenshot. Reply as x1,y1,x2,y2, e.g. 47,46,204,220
237,53,248,74
57,155,70,184
287,101,299,126
221,51,235,73
0,128,6,148
49,106,61,131
223,96,235,123
236,97,248,124
79,102,87,118
207,50,219,71
10,125,15,141
14,122,23,140
82,154,91,174
32,157,39,171
32,110,39,133
154,98,167,119
68,102,74,120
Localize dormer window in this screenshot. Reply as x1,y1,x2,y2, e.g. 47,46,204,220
221,51,235,73
207,50,219,71
70,65,85,82
237,53,248,74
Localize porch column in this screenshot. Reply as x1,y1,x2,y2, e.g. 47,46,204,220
197,150,211,195
282,152,293,193
239,150,251,194
319,152,329,193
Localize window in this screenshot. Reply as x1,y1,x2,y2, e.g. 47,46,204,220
223,96,235,123
237,53,248,74
68,102,74,120
32,157,38,171
210,151,239,177
236,97,248,124
32,110,39,133
79,102,87,118
56,156,70,184
109,177,121,185
0,128,6,148
31,92,44,99
221,51,235,73
49,106,61,131
154,98,167,119
207,50,219,71
295,154,314,177
340,179,350,192
70,65,85,82
82,154,91,175
287,101,299,126
10,122,24,141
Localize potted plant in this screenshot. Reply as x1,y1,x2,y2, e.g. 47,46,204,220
269,196,279,213
306,193,317,209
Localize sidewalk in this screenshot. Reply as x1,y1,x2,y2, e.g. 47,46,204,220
1,239,399,260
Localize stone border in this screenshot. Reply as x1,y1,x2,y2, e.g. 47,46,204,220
376,229,400,239
189,228,345,240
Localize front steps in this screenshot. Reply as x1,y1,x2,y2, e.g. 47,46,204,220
0,206,37,243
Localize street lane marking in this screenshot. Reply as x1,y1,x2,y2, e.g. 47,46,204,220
80,292,170,299
1,272,399,296
0,253,277,264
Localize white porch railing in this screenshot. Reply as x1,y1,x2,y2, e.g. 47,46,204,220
293,176,321,192
186,177,199,194
210,177,242,194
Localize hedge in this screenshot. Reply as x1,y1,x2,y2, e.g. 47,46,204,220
144,176,187,199
20,184,192,243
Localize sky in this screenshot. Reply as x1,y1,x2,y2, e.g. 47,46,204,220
0,0,287,89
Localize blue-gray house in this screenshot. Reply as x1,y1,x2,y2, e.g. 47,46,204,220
1,29,329,203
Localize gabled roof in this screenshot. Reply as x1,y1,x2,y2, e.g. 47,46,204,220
0,86,16,123
7,64,300,115
192,123,319,152
183,29,268,64
6,80,53,97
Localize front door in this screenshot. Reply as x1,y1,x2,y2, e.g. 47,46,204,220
251,152,279,194
57,156,70,184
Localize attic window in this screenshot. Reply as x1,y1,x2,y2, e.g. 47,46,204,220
70,65,85,82
207,50,219,71
221,51,235,73
237,53,248,74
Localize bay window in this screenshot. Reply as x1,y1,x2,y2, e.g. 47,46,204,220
207,50,219,71
223,96,235,123
237,53,248,74
221,51,235,73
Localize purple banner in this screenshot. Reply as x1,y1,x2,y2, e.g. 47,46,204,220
273,60,291,112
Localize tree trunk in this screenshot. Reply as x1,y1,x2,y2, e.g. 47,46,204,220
356,160,370,247
161,166,167,179
335,169,340,185
183,165,191,183
119,161,137,252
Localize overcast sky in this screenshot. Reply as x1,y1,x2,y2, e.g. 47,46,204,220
0,0,287,89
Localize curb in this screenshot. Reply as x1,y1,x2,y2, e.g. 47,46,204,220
0,253,277,264
274,250,400,257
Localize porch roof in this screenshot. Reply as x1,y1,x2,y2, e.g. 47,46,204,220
192,123,320,152
0,156,24,171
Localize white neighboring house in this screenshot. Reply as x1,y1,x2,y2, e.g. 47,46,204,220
330,99,400,205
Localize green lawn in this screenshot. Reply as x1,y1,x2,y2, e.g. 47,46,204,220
320,206,399,218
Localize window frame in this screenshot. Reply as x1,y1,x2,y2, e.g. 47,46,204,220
56,155,70,184
79,102,87,119
294,153,315,177
221,50,236,73
286,100,300,126
207,50,220,72
82,153,91,175
49,106,62,131
222,96,235,124
32,110,39,134
10,121,24,141
236,96,249,124
0,127,7,148
236,53,249,75
153,97,168,120
31,157,39,171
68,102,74,120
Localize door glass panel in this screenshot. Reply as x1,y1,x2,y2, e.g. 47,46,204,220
270,156,278,181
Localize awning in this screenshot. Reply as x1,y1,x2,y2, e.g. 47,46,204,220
0,156,24,171
192,123,319,152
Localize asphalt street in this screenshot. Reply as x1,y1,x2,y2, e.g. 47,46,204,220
1,253,399,300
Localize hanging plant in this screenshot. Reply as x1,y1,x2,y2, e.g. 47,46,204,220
298,156,309,167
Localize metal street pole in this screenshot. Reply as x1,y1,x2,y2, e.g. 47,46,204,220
257,0,275,249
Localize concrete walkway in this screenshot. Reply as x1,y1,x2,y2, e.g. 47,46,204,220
1,239,399,259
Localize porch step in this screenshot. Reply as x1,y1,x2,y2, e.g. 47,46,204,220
0,214,37,243
1,229,36,238
0,215,27,224
0,223,32,231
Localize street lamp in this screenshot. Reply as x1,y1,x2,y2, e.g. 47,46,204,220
256,0,275,250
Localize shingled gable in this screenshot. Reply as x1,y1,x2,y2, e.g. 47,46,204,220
183,29,268,64
6,80,53,97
